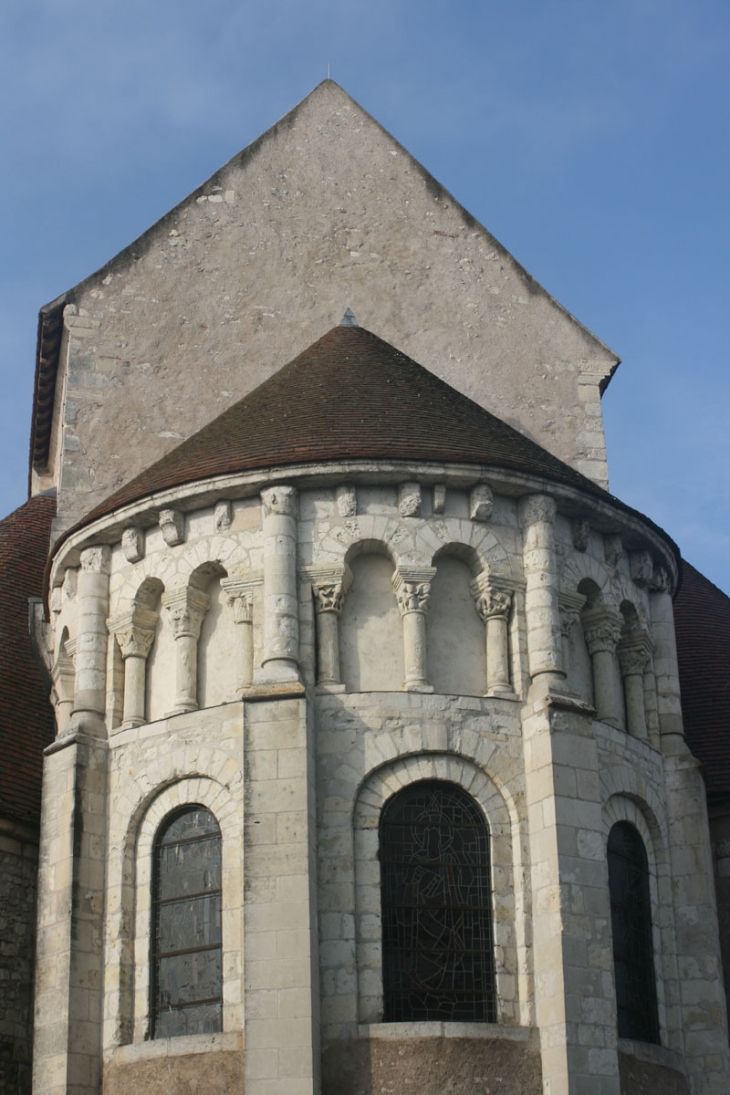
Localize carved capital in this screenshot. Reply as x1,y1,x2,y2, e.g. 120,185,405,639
221,575,261,625
80,546,111,574
519,493,557,528
161,588,209,639
618,629,653,678
583,608,623,656
393,567,436,616
109,608,158,660
261,485,297,517
116,624,156,660
313,582,345,616
559,590,587,638
472,583,512,623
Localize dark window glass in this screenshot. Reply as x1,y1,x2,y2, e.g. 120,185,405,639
607,821,659,1043
151,806,222,1039
380,780,496,1023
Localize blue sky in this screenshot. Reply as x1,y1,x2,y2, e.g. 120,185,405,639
1,0,728,592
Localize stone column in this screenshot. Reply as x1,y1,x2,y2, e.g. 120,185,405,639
311,569,351,688
617,631,652,741
583,607,623,726
518,495,565,693
70,546,111,736
558,591,586,677
162,588,209,714
51,651,75,735
393,567,436,692
221,577,260,691
260,485,300,683
471,574,514,695
109,612,157,727
649,572,686,754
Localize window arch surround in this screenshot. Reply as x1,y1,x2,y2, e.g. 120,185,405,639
379,780,496,1022
607,820,660,1044
124,777,242,1045
354,754,525,1027
603,792,670,1045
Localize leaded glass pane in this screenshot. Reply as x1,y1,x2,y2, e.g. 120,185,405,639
607,821,659,1043
380,780,496,1023
151,805,223,1039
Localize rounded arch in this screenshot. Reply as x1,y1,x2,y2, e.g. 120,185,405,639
343,537,398,568
602,790,673,1045
431,541,483,576
107,773,243,1047
353,753,524,1027
559,552,610,599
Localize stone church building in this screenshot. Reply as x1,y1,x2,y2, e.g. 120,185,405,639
1,81,729,1095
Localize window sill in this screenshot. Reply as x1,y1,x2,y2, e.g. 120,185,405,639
358,1022,534,1043
617,1038,687,1076
113,1030,242,1064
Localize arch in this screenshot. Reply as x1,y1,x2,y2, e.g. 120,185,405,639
150,805,223,1039
107,774,242,1046
607,820,660,1044
354,754,520,1026
602,789,673,1046
340,550,403,691
379,780,496,1022
426,553,487,695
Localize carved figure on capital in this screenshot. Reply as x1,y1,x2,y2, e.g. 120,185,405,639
393,568,436,616
261,484,298,517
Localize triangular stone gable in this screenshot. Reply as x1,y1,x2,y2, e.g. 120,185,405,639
33,80,618,534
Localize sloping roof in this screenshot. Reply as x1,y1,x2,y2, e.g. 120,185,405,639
675,561,730,798
76,322,612,528
0,494,55,824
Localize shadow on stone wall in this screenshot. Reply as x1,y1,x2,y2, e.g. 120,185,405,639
322,1034,542,1095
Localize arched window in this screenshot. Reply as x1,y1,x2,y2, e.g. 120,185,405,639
379,781,496,1022
607,821,659,1043
151,805,222,1038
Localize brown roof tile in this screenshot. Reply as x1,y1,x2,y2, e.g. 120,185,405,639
0,494,55,824
80,323,613,526
675,561,730,798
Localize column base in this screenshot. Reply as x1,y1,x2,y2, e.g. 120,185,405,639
256,658,301,685
404,681,434,693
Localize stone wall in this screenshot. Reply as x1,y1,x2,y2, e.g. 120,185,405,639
321,1029,542,1095
35,82,618,534
0,822,39,1095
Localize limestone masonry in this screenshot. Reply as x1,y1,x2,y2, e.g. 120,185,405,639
1,81,729,1095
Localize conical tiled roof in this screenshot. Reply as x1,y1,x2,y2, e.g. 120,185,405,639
0,494,56,824
675,562,730,797
79,323,609,527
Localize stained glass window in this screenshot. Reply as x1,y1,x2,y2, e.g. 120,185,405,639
380,780,496,1022
607,821,659,1043
151,805,223,1039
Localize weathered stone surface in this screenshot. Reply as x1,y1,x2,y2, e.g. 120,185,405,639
322,1035,542,1095
0,829,38,1095
618,1049,689,1095
37,82,617,534
103,1049,244,1095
